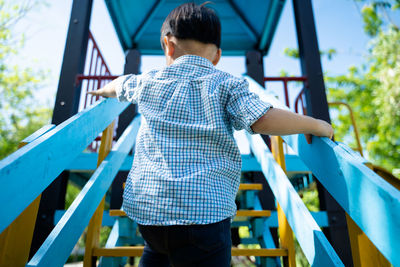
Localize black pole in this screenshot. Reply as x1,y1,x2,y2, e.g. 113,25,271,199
52,0,93,125
292,0,353,265
30,0,93,258
244,51,278,247
110,49,141,210
245,50,265,87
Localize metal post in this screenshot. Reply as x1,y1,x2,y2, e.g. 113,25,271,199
246,50,265,86
245,50,279,253
110,49,141,210
30,0,93,258
292,0,353,265
52,0,93,124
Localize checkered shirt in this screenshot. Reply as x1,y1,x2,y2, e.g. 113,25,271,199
116,55,271,225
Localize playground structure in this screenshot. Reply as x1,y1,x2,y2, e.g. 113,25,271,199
0,0,399,266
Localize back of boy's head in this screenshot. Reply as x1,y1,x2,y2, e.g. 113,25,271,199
160,2,221,50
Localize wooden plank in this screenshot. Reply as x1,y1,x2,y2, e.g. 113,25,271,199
26,116,140,267
285,154,310,173
239,183,263,190
246,133,344,266
109,209,271,218
247,76,400,266
93,246,288,257
237,210,271,217
346,214,390,267
264,211,328,228
0,196,41,267
94,246,144,257
231,248,288,257
0,98,129,234
21,124,56,144
109,210,127,217
0,125,55,266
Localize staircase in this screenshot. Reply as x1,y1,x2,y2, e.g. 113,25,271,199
0,77,399,267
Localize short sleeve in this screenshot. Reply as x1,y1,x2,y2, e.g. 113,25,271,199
115,74,141,103
226,78,272,134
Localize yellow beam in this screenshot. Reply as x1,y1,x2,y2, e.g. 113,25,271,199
83,121,115,267
0,142,41,267
236,210,271,217
239,183,263,190
346,214,390,267
93,246,288,257
231,248,288,257
271,136,296,267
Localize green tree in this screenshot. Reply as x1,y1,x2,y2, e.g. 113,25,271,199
0,0,51,159
283,1,400,176
327,0,400,175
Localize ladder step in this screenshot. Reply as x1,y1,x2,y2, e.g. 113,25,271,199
231,248,288,257
109,209,271,218
93,246,287,257
236,210,271,217
238,183,263,190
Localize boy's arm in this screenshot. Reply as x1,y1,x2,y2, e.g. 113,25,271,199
87,76,127,98
251,108,334,142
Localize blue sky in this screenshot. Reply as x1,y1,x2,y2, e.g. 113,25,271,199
14,0,370,108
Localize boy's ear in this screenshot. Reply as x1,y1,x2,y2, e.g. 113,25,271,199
212,48,222,66
164,36,175,57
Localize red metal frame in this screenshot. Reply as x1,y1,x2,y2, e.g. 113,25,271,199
294,87,307,115
264,76,307,109
75,31,119,151
75,31,117,109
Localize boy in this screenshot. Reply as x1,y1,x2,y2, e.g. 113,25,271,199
89,2,333,266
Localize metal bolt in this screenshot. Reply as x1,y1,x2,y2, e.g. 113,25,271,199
60,101,65,106
73,19,79,24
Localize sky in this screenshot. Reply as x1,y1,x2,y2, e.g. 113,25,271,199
13,0,371,109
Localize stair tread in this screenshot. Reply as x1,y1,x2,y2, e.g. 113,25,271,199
93,246,288,257
238,183,263,190
109,209,271,217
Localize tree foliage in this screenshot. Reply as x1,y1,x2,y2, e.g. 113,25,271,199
0,0,51,159
283,1,400,175
327,0,400,174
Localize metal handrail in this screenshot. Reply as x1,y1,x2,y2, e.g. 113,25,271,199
328,102,363,157
264,76,307,108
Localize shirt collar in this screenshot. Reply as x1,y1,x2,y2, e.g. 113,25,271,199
172,55,214,69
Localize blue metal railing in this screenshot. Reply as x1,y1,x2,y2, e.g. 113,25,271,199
246,133,343,266
27,116,140,267
246,76,400,266
0,99,129,233
0,98,137,267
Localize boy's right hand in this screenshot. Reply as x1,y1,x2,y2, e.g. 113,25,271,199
306,119,334,144
87,77,122,98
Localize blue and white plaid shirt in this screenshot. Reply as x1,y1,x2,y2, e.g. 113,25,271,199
117,55,271,225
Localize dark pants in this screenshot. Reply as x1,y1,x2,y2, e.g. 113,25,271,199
138,218,232,267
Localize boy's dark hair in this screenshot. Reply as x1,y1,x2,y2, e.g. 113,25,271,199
160,2,221,50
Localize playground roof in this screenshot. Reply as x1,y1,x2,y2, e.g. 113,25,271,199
104,0,286,55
